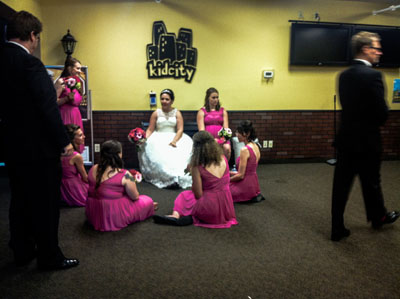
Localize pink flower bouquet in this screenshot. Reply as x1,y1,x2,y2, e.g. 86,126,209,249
217,127,232,144
128,169,143,183
128,127,147,150
64,75,82,92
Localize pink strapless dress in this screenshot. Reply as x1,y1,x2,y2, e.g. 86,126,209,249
59,87,84,152
173,156,238,228
60,152,88,206
85,168,154,231
230,145,261,202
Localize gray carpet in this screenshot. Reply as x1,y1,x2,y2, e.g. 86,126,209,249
0,161,399,299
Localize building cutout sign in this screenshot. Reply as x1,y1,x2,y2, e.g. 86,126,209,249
146,21,197,83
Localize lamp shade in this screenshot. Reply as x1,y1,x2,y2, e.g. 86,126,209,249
61,29,77,56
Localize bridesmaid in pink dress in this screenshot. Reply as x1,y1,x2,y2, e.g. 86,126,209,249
230,121,265,203
56,57,84,153
197,87,231,161
153,131,238,228
85,140,158,231
60,124,89,206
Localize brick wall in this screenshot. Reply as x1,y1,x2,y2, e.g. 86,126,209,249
85,110,400,168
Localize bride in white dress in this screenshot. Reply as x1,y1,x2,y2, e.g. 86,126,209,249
138,89,193,189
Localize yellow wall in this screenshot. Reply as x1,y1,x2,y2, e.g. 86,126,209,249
7,0,400,110
3,0,41,20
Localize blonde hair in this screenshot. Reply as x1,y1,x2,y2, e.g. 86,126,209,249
351,31,380,57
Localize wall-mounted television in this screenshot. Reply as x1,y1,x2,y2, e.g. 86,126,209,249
290,22,352,66
289,21,400,68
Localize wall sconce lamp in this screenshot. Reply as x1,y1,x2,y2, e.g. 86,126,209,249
61,29,77,61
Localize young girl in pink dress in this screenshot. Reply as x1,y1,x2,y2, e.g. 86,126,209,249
153,131,238,228
56,57,84,153
60,124,89,206
197,87,231,161
86,140,157,231
230,121,265,203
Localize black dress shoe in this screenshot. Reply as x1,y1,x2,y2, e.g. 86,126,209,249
38,258,79,271
248,194,266,203
153,215,193,226
153,215,179,225
331,228,351,242
177,215,193,226
372,211,400,229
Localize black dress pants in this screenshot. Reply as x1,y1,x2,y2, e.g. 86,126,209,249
331,149,387,231
7,158,64,264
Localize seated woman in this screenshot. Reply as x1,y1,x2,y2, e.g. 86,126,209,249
86,140,157,231
60,124,88,207
197,87,231,161
56,57,85,153
153,131,238,228
230,121,265,203
138,88,192,189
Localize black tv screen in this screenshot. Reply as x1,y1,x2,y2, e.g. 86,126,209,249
353,26,400,68
290,23,352,66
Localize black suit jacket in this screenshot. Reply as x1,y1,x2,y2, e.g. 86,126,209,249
0,42,70,162
336,60,388,153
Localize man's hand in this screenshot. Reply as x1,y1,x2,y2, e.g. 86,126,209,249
62,143,74,156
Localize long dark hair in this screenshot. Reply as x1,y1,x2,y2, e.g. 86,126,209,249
60,57,81,78
65,124,81,152
96,140,123,189
204,87,221,112
236,120,257,142
189,131,223,168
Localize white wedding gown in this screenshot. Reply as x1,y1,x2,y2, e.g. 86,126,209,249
138,108,193,189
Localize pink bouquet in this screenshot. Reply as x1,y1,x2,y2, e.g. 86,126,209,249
128,169,143,183
217,127,232,144
64,75,82,92
128,127,147,150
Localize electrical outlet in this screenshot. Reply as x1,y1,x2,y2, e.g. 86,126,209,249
263,140,268,148
95,144,100,152
268,140,273,148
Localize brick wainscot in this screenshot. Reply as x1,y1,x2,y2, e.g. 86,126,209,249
84,110,400,168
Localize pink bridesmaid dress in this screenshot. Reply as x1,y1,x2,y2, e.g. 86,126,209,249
230,145,261,202
202,107,225,138
173,157,238,228
85,168,155,231
60,152,88,206
59,87,84,152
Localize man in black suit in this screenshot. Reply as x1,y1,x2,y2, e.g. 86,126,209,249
0,11,79,269
331,31,399,241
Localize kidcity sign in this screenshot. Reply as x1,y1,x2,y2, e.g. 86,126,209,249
146,21,197,83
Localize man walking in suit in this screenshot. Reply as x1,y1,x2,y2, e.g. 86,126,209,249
331,31,399,241
0,11,79,269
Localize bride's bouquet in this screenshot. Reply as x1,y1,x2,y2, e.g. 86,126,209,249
217,127,232,144
128,169,143,183
128,127,147,150
64,75,82,92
